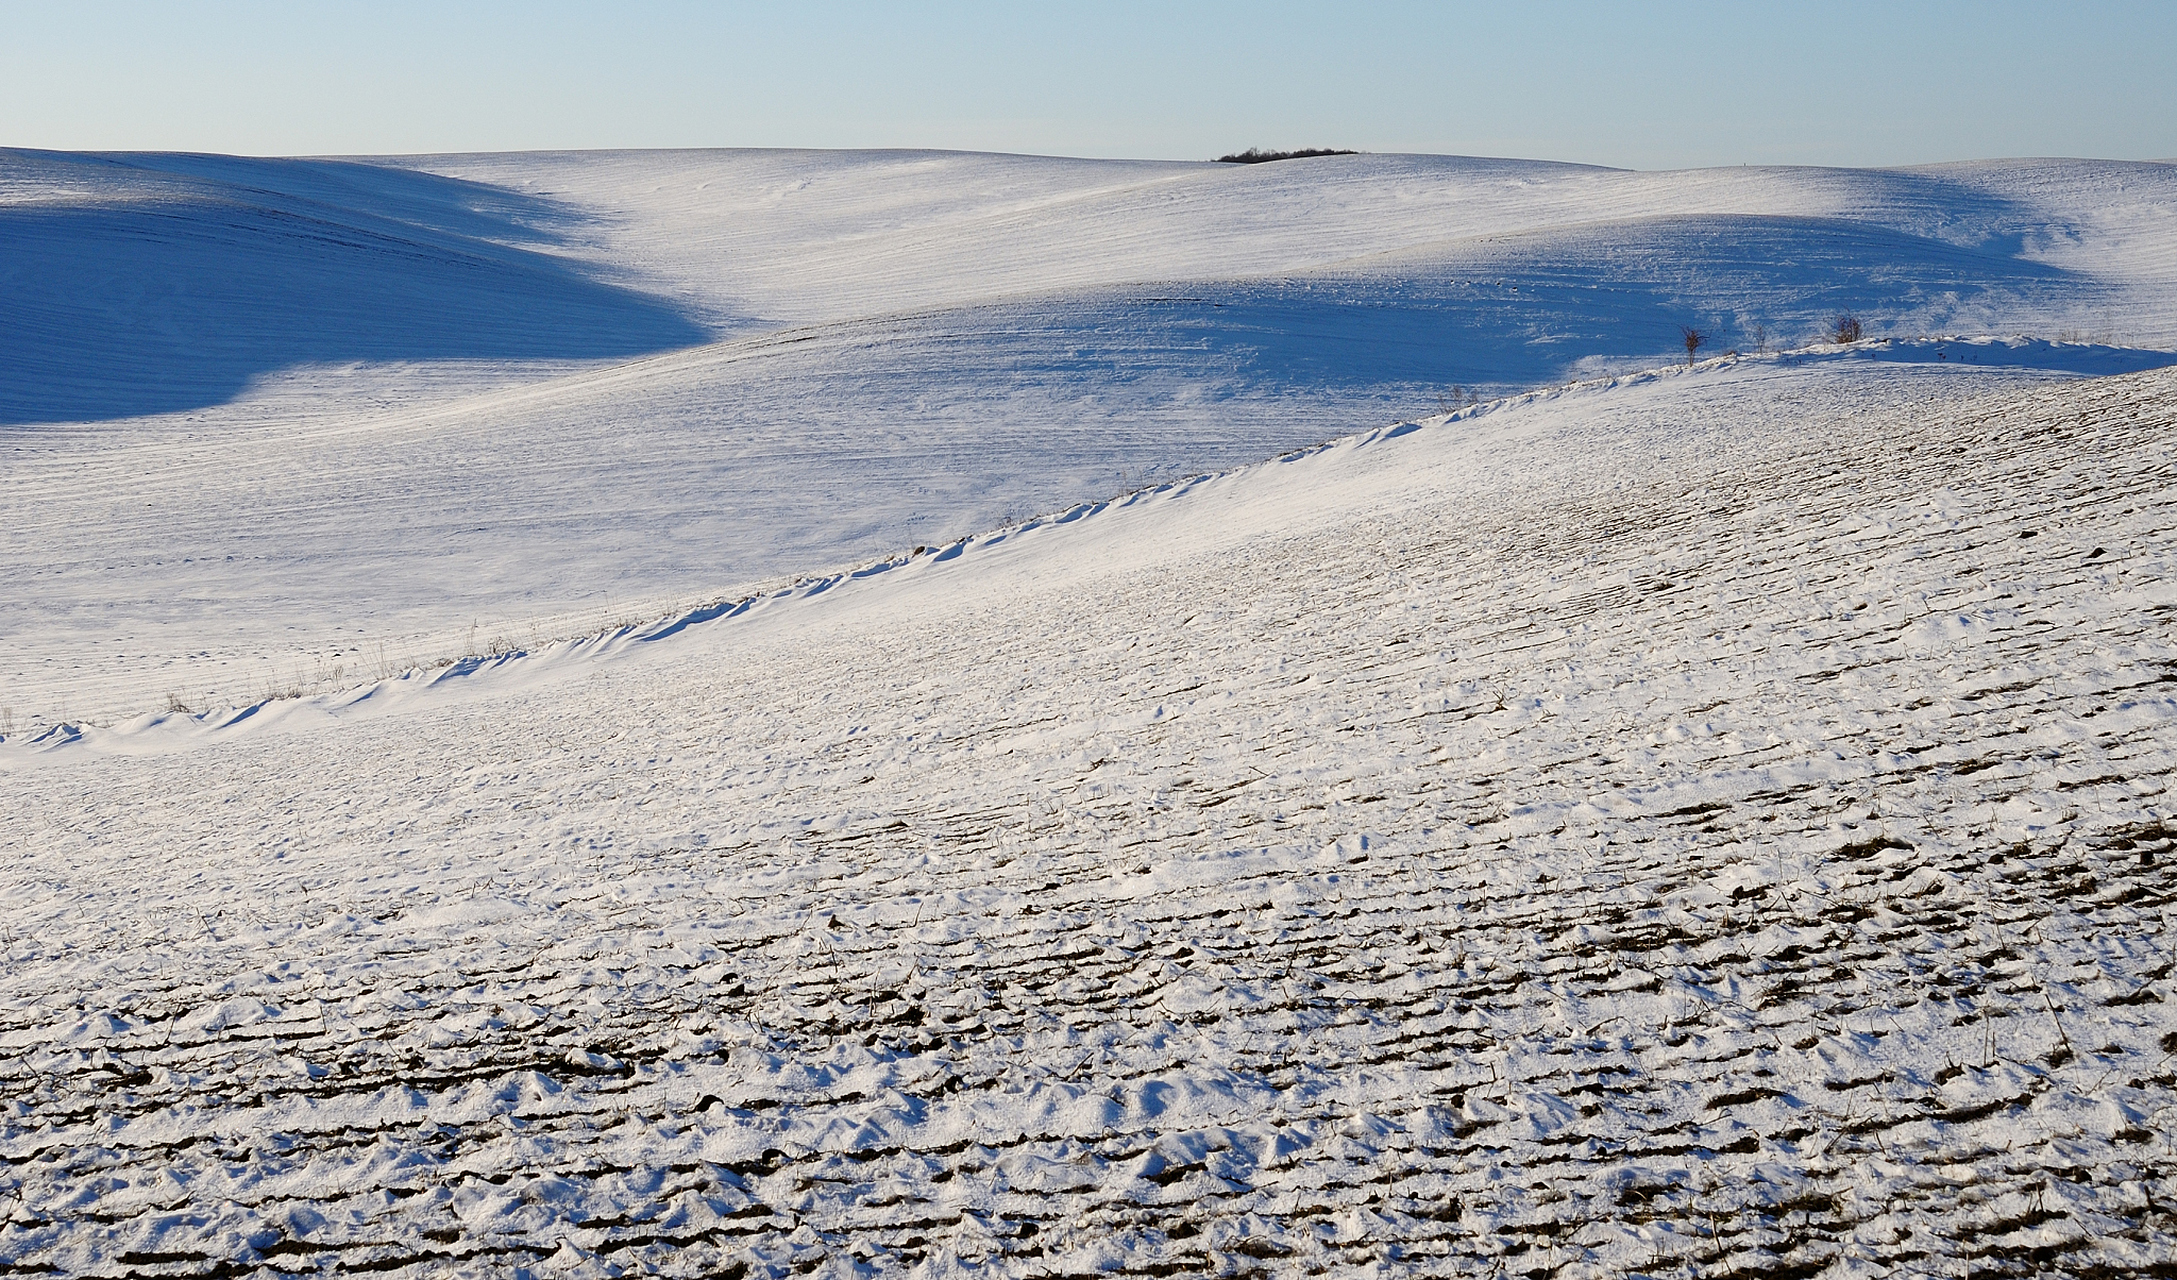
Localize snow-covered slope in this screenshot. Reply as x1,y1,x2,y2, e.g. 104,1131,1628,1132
412,151,2177,343
6,149,2176,726
4,358,2173,1276
6,147,2177,1272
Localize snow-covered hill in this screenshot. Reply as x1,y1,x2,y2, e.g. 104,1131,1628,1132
6,149,2176,726
4,355,2174,1277
4,147,2177,1276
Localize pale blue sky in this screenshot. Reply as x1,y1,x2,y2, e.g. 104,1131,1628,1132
5,1,2172,168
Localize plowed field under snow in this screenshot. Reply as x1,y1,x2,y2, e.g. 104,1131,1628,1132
6,355,2176,1277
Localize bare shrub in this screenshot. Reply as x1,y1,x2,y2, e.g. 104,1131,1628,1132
1833,314,1863,344
1435,385,1482,414
1215,147,1359,164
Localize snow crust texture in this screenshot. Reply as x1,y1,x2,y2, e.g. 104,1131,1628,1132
5,361,2175,1277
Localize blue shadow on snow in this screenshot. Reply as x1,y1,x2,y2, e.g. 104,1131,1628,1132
0,150,714,426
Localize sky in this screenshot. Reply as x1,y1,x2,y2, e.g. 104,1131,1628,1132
4,1,2173,169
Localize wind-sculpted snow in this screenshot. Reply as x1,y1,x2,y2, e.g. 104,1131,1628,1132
2,337,2169,733
4,363,2174,1277
6,147,2177,726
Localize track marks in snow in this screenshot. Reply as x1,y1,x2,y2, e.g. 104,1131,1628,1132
3,368,2176,1276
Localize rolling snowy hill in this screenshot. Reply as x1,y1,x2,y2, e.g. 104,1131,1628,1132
3,147,2177,1277
5,149,2177,726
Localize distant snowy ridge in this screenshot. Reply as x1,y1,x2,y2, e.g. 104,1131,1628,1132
14,148,2175,423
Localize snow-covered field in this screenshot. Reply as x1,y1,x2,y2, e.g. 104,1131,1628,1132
4,148,2177,1277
